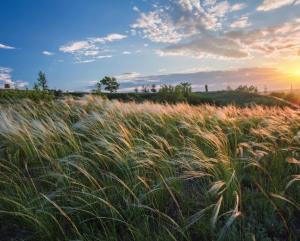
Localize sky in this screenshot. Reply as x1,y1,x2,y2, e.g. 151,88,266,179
0,0,300,92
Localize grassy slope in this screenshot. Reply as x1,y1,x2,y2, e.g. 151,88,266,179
0,97,299,241
1,89,297,109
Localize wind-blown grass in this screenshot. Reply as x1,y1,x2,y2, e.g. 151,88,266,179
0,96,299,241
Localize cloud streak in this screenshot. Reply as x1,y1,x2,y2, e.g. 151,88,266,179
43,51,55,56
60,33,127,63
0,43,15,50
257,0,295,11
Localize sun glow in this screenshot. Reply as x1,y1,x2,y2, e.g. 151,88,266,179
279,63,300,79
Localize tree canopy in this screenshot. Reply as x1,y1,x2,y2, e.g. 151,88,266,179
100,76,120,93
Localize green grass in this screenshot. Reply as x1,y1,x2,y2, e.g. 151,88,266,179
0,90,55,102
105,91,296,108
0,96,299,241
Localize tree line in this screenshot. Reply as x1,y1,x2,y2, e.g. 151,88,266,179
26,71,260,96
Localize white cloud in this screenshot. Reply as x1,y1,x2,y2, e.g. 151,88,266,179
42,51,55,56
159,35,249,59
131,0,252,58
114,72,141,83
178,66,213,73
0,43,15,50
15,81,29,89
102,34,127,42
133,6,140,12
230,16,251,28
231,3,247,11
257,0,295,11
96,55,112,59
225,18,300,56
0,67,13,85
131,1,299,60
60,33,127,63
122,51,132,55
131,0,241,44
0,67,28,89
60,41,92,53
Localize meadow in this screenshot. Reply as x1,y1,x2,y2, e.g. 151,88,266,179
0,96,299,241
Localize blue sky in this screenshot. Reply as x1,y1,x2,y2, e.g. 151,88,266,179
1,0,300,91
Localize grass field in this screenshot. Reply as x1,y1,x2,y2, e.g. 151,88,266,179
0,96,299,241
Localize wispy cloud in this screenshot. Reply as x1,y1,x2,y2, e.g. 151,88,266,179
158,35,249,59
230,16,251,29
0,43,15,50
59,33,127,63
114,72,141,83
42,51,55,56
257,0,295,11
231,3,248,11
225,18,300,56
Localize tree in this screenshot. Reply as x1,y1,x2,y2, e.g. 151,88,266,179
205,84,208,93
33,82,39,91
226,85,232,91
151,84,157,93
95,82,102,93
100,76,120,93
134,87,139,93
158,82,192,103
179,82,192,97
142,85,149,93
35,71,48,91
235,85,258,93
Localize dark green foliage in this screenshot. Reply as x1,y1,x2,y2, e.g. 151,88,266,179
158,82,192,103
34,71,48,91
100,76,120,93
235,85,258,93
95,82,102,93
205,84,208,93
151,84,157,93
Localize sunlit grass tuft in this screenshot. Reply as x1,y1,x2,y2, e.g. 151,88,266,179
0,96,299,240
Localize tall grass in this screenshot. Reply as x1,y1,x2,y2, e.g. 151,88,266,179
0,96,299,241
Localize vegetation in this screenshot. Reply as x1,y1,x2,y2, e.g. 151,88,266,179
234,85,258,93
0,97,299,241
105,91,296,108
100,76,120,93
0,89,54,102
34,71,48,91
270,91,300,105
158,82,192,103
